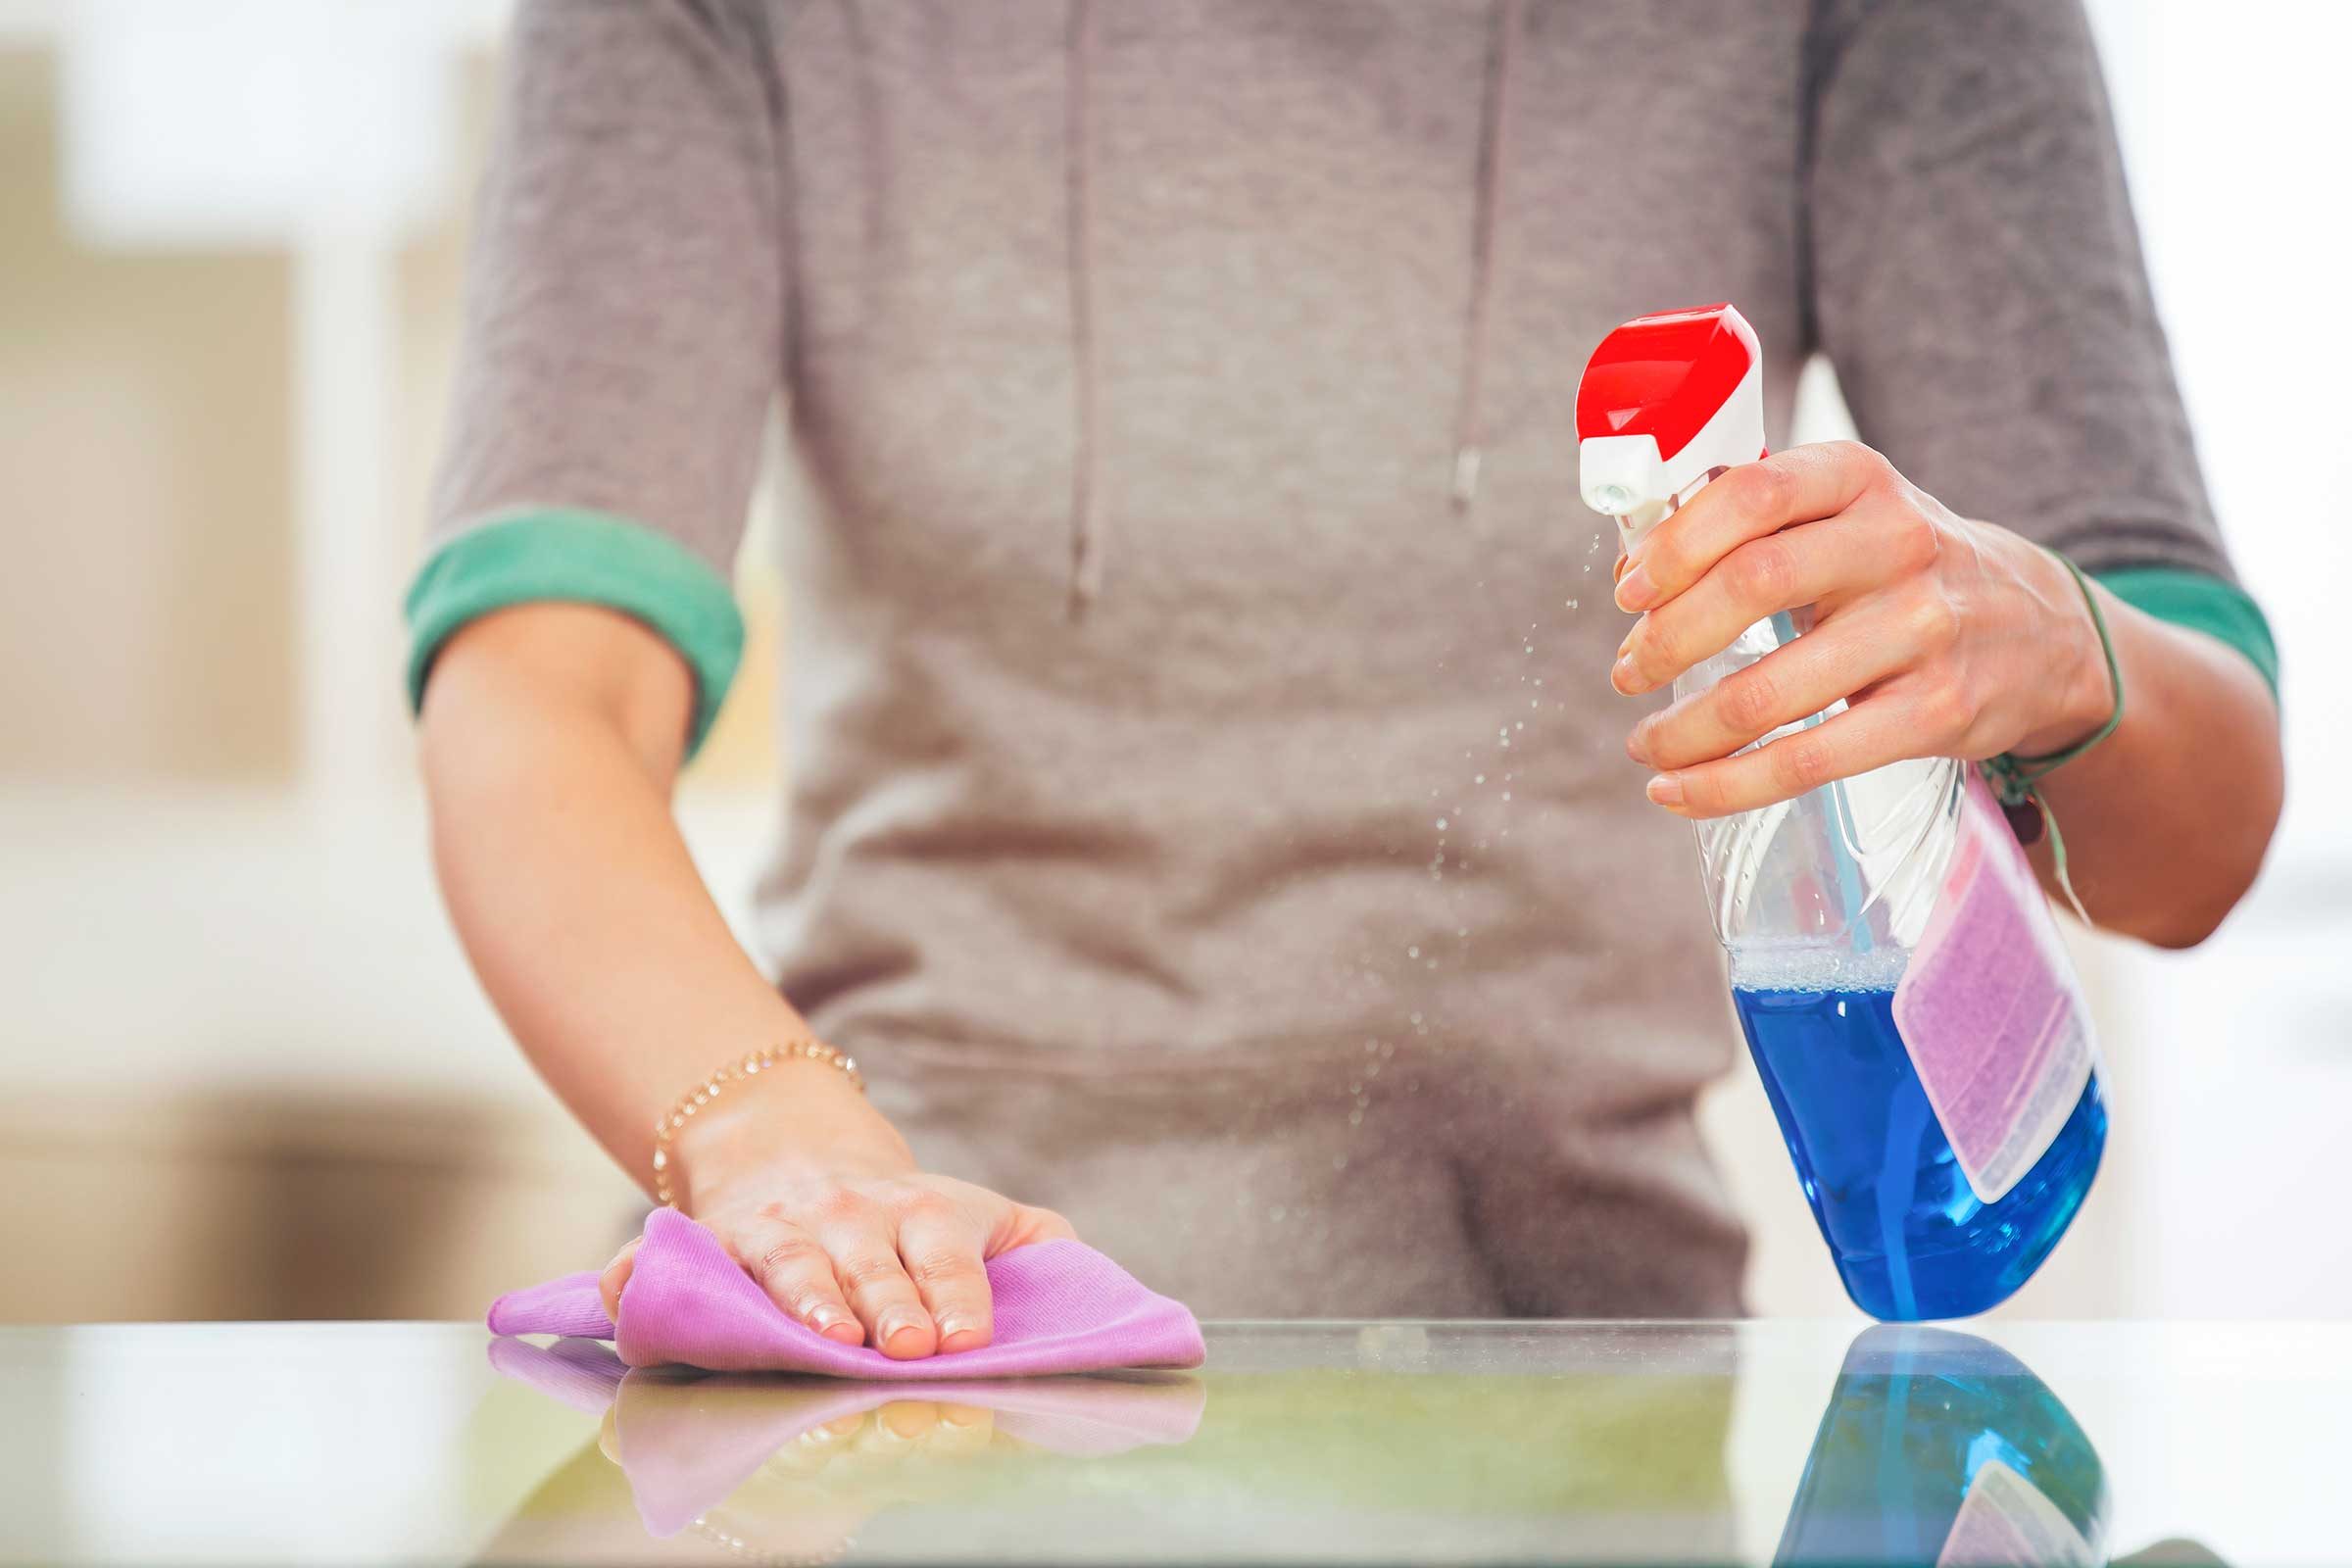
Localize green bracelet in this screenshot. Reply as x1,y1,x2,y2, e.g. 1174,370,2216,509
1979,550,2123,923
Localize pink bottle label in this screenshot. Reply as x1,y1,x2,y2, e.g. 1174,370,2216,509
1890,773,2094,1204
1934,1459,2099,1568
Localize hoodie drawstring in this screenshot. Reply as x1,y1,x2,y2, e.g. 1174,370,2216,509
1065,0,1102,619
1451,0,1523,516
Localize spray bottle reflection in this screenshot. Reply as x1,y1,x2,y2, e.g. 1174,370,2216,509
1774,1326,2106,1568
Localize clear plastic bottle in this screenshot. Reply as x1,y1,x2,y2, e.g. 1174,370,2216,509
1577,305,2107,1320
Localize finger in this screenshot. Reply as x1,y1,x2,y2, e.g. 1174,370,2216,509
934,1174,1078,1250
854,1401,942,1463
875,1399,944,1442
929,1403,997,1456
733,1219,864,1345
1614,506,1936,695
1629,598,1921,770
1616,442,1891,612
813,1195,937,1358
771,1414,860,1472
894,1193,995,1353
598,1403,623,1465
598,1236,643,1323
1645,683,1938,819
1000,1201,1079,1249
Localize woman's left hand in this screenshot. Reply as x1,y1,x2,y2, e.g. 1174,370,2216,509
1612,441,2115,818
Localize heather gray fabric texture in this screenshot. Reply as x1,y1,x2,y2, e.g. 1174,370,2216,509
424,0,2243,1318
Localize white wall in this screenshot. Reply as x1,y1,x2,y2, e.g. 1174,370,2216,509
2075,0,2352,1316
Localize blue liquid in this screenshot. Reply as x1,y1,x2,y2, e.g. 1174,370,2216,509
1734,985,2106,1321
1773,1327,2109,1566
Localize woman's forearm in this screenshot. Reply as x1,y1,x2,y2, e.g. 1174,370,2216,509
2025,582,2282,949
416,605,903,1192
416,604,1062,1356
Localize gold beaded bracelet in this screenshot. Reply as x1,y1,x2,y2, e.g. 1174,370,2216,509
650,1041,864,1208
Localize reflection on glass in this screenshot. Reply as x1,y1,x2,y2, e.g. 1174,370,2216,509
1775,1326,2107,1568
478,1326,1739,1563
481,1338,1202,1563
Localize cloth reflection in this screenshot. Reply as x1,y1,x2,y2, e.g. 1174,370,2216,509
479,1328,1739,1563
484,1336,1202,1560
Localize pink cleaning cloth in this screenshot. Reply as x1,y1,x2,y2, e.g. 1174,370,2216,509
487,1206,1205,1378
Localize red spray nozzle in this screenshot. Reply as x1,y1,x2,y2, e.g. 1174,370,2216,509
1577,304,1765,534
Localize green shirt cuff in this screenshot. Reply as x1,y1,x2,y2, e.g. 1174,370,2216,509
2091,566,2279,698
404,509,746,758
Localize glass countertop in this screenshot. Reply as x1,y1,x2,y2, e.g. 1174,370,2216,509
0,1318,2336,1565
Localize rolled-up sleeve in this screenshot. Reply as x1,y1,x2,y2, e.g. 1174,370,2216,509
406,0,785,753
1805,0,2275,691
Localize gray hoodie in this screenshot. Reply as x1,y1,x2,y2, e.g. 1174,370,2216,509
414,0,2249,1316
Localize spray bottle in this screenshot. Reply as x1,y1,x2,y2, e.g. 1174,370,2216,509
1576,304,2106,1320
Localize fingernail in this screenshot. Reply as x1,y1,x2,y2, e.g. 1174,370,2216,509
1616,564,1657,612
876,1401,935,1441
1611,654,1642,694
934,1314,978,1348
809,1303,858,1339
879,1309,928,1351
1626,722,1651,764
1646,773,1686,808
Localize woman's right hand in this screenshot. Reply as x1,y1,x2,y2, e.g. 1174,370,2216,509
596,1057,1074,1358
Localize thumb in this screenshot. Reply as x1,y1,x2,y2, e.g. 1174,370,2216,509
598,1235,644,1324
995,1202,1078,1253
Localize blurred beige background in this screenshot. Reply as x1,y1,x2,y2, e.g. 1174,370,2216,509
1,0,2344,1326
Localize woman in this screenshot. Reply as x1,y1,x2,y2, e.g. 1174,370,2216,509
409,0,2280,1352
